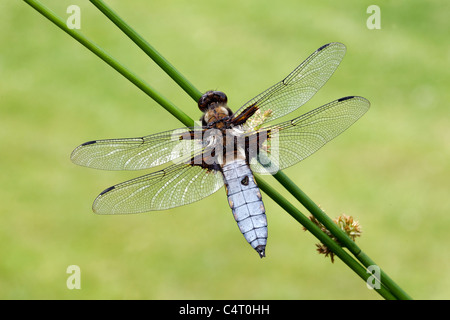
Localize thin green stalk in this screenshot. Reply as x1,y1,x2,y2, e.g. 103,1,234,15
24,0,411,299
22,0,194,128
254,176,396,300
273,171,413,300
89,0,202,102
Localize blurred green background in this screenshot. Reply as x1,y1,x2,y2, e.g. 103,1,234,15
1,0,448,299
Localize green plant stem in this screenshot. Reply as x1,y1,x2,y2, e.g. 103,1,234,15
89,0,202,102
24,0,411,299
22,0,194,128
254,176,396,300
273,171,412,300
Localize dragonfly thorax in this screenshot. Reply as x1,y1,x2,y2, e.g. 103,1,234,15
199,90,234,128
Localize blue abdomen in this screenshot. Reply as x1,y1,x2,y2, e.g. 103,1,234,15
222,159,267,257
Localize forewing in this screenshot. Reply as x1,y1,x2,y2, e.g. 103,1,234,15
93,163,224,214
249,96,370,174
71,127,203,170
234,42,347,129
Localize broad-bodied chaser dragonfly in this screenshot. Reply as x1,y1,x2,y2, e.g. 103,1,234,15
71,42,370,258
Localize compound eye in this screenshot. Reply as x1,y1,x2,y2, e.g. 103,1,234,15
198,94,209,112
215,91,228,104
198,90,228,112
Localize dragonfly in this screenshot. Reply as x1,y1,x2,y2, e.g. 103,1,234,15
71,42,370,258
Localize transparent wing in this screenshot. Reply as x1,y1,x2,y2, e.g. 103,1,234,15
234,42,347,129
249,96,370,174
93,163,224,214
71,127,204,171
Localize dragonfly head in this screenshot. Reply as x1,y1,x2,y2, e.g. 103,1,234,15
198,90,228,112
